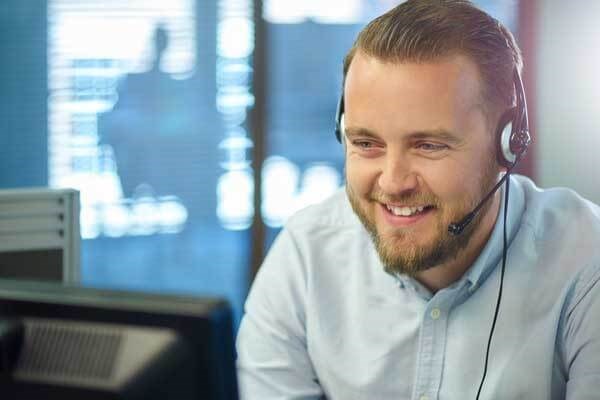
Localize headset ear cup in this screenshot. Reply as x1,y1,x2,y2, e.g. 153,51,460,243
334,94,345,143
496,108,517,168
339,114,346,147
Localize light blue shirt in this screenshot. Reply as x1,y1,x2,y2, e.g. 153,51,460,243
236,175,600,399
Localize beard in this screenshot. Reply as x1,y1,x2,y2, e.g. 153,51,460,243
346,161,499,277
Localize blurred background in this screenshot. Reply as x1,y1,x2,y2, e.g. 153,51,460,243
0,0,597,329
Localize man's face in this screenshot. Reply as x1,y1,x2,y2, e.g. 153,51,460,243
344,52,501,276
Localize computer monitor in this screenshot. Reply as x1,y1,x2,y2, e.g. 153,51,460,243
0,279,238,400
0,188,80,283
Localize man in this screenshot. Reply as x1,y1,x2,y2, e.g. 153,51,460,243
236,1,600,399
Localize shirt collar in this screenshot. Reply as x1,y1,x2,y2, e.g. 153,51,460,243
463,174,526,290
392,175,526,295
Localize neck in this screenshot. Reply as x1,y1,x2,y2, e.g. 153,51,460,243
415,192,501,294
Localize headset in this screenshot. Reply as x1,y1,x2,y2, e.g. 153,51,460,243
334,67,531,235
335,66,531,399
495,68,531,168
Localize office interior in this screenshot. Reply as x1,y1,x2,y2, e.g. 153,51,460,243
0,0,598,332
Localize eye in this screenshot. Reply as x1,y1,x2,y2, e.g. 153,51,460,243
416,142,448,152
352,140,377,150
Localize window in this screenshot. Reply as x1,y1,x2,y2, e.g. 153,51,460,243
48,0,255,326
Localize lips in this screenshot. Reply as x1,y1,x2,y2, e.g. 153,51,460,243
385,204,429,216
380,203,435,227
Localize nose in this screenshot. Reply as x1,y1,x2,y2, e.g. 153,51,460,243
377,154,419,196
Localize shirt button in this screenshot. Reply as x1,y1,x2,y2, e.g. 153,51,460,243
430,308,441,320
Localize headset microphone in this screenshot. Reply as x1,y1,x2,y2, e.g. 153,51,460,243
447,68,530,236
447,156,522,236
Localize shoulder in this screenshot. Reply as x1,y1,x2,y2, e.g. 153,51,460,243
284,188,364,238
277,188,374,272
514,175,600,302
243,188,372,318
258,188,367,271
516,175,600,240
255,188,380,296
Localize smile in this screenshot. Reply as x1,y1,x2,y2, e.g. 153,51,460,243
385,204,433,217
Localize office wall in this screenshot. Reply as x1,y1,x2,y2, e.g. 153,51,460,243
536,0,600,202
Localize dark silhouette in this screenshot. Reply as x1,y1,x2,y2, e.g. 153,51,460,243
98,25,221,225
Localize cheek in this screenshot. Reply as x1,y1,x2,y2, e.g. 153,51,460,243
426,158,495,208
427,168,464,196
419,162,476,204
345,159,377,195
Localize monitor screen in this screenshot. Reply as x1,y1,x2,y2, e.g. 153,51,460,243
0,279,238,400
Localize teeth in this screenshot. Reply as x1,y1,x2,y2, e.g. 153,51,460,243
387,205,427,216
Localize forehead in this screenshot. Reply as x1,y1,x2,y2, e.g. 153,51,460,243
343,52,487,136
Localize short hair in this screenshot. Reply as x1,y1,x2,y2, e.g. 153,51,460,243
343,0,522,118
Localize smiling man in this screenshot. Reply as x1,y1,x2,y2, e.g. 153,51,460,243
236,1,600,399
343,54,500,291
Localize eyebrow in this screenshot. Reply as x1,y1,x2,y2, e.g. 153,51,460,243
344,126,464,145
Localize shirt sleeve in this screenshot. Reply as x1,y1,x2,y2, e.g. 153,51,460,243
236,226,324,400
563,266,600,400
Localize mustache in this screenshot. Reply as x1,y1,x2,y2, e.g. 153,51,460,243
369,191,441,207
